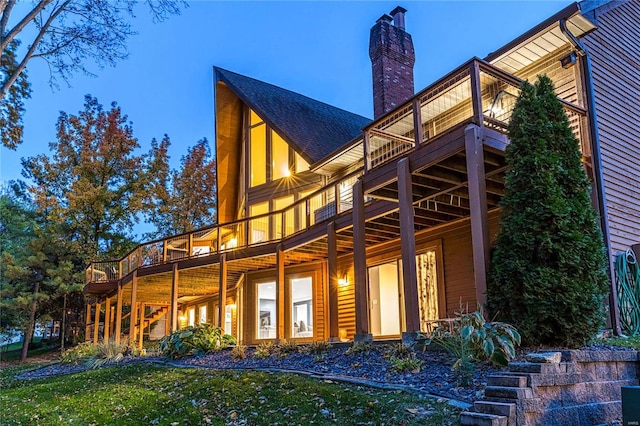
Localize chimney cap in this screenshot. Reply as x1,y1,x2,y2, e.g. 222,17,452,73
390,6,407,16
376,14,393,24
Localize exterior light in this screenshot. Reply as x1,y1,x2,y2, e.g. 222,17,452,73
338,276,350,287
228,304,237,310
560,52,577,69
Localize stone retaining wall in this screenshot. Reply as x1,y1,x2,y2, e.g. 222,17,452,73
462,350,640,425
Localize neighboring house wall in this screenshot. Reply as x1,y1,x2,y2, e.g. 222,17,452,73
583,0,640,255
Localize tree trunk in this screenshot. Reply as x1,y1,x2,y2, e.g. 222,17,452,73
60,293,67,352
20,280,40,363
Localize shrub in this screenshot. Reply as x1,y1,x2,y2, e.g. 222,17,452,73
231,344,247,360
159,324,236,359
425,308,521,367
254,342,274,359
86,339,128,369
276,339,299,357
388,355,422,373
301,341,332,355
346,341,371,355
60,342,98,365
487,75,609,347
384,343,413,360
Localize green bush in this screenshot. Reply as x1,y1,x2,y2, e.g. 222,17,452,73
425,309,521,367
487,75,609,347
301,341,332,355
384,343,413,360
60,342,98,365
276,339,299,357
231,344,247,360
346,341,371,355
159,324,236,359
388,355,422,373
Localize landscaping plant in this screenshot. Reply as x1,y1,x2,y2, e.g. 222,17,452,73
487,75,609,347
60,342,98,365
230,343,247,360
86,339,128,369
159,324,236,359
254,341,275,359
276,339,300,357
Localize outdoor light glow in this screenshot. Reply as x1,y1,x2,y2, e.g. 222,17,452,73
338,276,349,287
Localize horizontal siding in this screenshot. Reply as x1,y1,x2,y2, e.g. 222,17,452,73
583,0,640,256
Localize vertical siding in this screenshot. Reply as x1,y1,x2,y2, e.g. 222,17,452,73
336,256,356,339
583,1,640,255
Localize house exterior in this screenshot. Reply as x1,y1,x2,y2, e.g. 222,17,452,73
83,0,639,347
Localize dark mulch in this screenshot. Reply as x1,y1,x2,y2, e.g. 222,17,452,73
173,345,503,402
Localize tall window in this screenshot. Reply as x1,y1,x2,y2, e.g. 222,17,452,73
274,195,294,238
257,282,276,339
368,262,402,336
272,131,290,180
199,305,207,325
187,307,196,327
291,277,313,338
250,121,266,187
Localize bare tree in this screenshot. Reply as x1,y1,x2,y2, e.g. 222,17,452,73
0,0,184,147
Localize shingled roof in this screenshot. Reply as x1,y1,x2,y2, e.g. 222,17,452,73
215,67,371,164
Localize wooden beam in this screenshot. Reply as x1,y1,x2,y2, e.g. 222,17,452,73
327,222,339,340
129,271,138,343
170,263,179,332
413,98,424,146
352,180,370,337
398,158,420,333
276,243,285,341
115,284,123,344
218,254,227,328
85,303,91,342
93,302,101,344
103,296,111,343
138,302,145,349
465,125,490,306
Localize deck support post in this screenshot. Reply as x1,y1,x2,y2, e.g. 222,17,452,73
218,254,227,329
103,296,111,343
85,303,92,342
129,271,138,344
327,222,340,341
138,302,145,349
353,180,372,341
398,158,421,339
115,285,123,344
465,125,490,307
170,263,179,332
276,244,285,341
93,301,101,344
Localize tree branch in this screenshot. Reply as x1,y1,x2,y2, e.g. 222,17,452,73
0,0,16,43
0,0,55,53
0,0,68,100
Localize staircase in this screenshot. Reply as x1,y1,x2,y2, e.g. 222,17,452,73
460,373,522,425
143,306,169,328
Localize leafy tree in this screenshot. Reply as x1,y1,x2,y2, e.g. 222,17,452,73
0,187,81,361
487,75,609,348
0,39,30,149
145,137,217,238
0,0,184,148
21,95,145,260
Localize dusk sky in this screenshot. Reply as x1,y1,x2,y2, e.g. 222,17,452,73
1,0,571,185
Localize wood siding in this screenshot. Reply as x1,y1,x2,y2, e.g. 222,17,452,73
583,1,640,255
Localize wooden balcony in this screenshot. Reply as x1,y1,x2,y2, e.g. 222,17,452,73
85,58,589,296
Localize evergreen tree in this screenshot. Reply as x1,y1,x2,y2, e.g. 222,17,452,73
487,75,609,348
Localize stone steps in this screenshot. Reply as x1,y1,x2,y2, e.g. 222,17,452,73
459,411,508,426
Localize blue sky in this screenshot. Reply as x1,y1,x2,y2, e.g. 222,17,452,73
1,0,571,184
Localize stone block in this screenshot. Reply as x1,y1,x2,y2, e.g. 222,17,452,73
460,411,507,426
552,373,583,386
474,400,516,418
528,373,556,387
535,385,563,410
569,350,639,363
509,362,562,374
595,361,617,380
487,375,528,388
616,361,640,380
574,362,597,381
526,351,562,363
485,386,532,400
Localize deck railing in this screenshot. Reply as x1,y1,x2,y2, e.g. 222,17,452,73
364,58,589,169
87,59,589,285
85,169,363,283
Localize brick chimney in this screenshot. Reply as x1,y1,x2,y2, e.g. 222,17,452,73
369,6,415,119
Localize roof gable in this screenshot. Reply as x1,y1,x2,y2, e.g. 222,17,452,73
215,67,371,164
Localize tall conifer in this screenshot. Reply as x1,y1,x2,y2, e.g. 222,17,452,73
487,75,609,347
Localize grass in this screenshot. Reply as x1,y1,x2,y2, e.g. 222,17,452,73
598,334,640,350
0,363,461,425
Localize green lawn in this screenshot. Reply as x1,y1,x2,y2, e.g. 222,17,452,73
0,363,461,425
